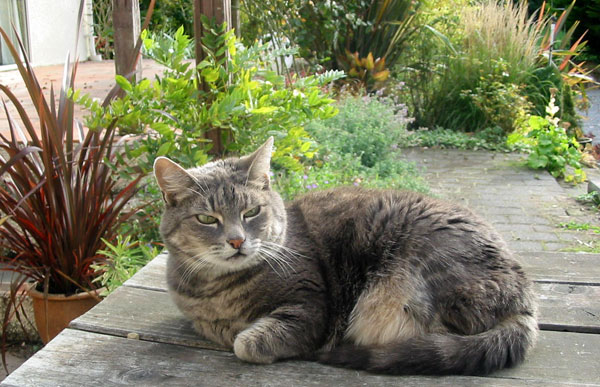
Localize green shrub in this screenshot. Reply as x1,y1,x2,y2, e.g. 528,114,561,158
508,97,586,183
458,59,533,134
425,0,542,132
274,151,428,201
275,94,429,200
396,0,580,133
403,127,526,152
74,21,343,172
306,94,413,168
92,236,161,296
524,65,578,130
241,0,421,79
92,0,113,59
140,0,194,37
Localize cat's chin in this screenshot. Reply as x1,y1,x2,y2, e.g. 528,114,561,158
209,253,261,274
226,252,247,261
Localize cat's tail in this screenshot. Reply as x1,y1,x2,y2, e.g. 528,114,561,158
319,313,538,375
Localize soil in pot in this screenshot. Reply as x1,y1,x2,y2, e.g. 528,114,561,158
28,288,103,344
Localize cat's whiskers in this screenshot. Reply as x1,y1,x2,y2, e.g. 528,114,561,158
261,240,307,259
258,242,299,275
176,246,222,289
257,249,291,277
255,253,286,279
261,241,304,267
260,250,297,276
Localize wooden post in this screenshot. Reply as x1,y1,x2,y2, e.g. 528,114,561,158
231,0,240,37
112,0,142,80
194,0,231,157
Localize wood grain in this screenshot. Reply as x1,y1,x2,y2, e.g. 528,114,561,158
123,253,168,292
519,252,600,285
3,329,599,387
71,282,600,353
535,282,600,333
125,251,600,296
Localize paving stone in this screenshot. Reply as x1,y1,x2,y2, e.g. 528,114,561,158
506,215,552,225
542,242,572,251
507,240,546,252
399,148,598,254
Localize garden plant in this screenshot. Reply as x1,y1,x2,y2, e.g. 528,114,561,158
0,23,143,353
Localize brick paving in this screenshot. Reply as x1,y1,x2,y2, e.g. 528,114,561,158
400,148,599,254
0,59,164,140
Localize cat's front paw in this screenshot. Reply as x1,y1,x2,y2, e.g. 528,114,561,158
233,329,276,364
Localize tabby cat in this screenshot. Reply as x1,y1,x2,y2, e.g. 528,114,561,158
154,137,538,375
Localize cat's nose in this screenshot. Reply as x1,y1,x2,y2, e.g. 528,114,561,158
227,238,245,250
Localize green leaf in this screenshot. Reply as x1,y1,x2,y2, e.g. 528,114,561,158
137,79,151,91
252,106,278,114
150,122,173,138
527,153,548,169
300,142,311,152
201,68,220,83
115,75,133,92
156,142,172,156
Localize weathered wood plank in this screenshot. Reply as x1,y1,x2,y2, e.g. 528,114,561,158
71,285,225,351
71,283,600,356
519,252,600,285
126,252,600,296
536,282,600,333
123,253,168,292
3,329,599,386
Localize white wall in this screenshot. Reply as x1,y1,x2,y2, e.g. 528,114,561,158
26,0,90,66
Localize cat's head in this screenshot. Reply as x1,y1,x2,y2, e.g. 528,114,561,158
154,137,287,274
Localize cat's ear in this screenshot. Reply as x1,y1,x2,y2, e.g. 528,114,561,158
239,137,274,189
154,157,194,206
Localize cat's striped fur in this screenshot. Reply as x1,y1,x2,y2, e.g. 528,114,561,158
154,137,538,375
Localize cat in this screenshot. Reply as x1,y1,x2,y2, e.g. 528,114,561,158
153,137,538,375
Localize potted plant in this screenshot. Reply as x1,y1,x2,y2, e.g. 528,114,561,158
0,25,142,347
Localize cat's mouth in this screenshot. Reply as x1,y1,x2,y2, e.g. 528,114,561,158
226,252,247,260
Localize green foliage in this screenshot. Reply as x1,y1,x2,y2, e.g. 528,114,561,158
528,0,600,62
559,221,600,234
576,191,600,209
274,152,428,201
142,27,195,63
241,0,421,75
396,0,582,134
509,98,586,183
74,21,342,172
118,180,164,246
459,59,533,134
524,65,578,130
92,0,114,59
274,94,429,200
403,127,526,151
306,94,413,168
523,116,583,181
140,0,194,37
92,236,161,296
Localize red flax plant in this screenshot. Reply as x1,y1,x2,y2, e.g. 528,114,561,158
0,25,142,347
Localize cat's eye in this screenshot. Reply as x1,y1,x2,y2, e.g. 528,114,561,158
196,214,218,225
243,206,261,219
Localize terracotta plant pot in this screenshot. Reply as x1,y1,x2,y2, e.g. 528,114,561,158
28,287,103,344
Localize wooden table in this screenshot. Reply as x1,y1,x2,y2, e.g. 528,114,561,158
3,252,600,386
